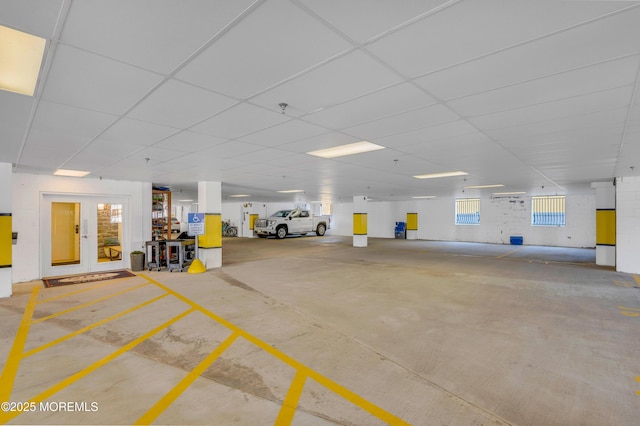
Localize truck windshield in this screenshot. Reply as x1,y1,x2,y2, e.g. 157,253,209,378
271,210,292,217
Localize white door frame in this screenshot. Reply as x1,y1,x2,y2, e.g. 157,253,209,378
41,193,130,278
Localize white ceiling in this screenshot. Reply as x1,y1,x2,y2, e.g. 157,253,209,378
2,0,640,203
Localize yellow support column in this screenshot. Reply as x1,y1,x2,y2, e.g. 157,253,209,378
353,195,368,247
406,212,418,240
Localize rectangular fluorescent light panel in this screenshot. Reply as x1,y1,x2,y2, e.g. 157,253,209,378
307,141,385,158
413,171,468,179
412,196,436,199
277,189,305,193
0,25,46,96
464,184,504,189
54,169,90,177
229,194,250,198
493,191,526,195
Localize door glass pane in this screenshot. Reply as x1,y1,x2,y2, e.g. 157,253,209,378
98,203,123,262
51,202,80,266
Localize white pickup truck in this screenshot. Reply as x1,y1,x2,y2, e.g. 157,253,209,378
254,209,330,239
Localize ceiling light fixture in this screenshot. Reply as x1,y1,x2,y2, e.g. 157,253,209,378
493,191,526,195
229,194,251,198
279,103,288,114
54,169,90,177
413,171,468,179
464,184,505,189
277,189,304,193
0,25,46,96
307,141,385,159
412,196,436,199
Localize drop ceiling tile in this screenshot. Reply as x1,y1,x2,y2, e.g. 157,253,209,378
42,45,164,115
0,0,63,38
469,86,633,131
303,82,435,130
415,6,640,101
152,131,227,152
176,0,352,99
98,118,180,146
60,0,255,74
227,148,299,164
239,119,330,147
191,103,290,139
367,0,631,78
299,0,451,44
342,104,460,141
28,100,116,144
0,91,35,162
249,50,403,114
127,79,237,128
447,55,640,117
277,132,361,154
214,140,265,158
486,107,628,142
377,120,479,148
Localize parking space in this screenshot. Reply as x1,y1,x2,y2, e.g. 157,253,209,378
1,236,639,425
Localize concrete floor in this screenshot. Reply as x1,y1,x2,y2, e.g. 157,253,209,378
1,236,639,425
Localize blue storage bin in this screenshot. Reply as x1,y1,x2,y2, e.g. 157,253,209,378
510,236,523,245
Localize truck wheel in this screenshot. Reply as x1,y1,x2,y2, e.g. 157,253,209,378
276,226,287,239
316,223,326,236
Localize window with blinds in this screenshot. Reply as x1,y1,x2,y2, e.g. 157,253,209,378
455,198,480,225
532,195,565,226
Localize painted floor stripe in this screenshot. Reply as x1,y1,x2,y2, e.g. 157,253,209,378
1,308,195,424
497,247,522,258
0,286,39,404
135,331,240,425
140,274,410,425
24,293,170,358
38,277,135,304
32,282,150,323
276,370,308,425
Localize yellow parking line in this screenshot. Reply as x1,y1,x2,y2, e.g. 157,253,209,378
634,275,640,287
497,247,522,258
24,293,170,358
1,307,196,424
135,331,240,425
276,370,308,425
141,274,409,426
38,277,135,304
32,282,150,323
0,286,39,403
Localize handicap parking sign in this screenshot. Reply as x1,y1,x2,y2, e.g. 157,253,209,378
188,213,205,236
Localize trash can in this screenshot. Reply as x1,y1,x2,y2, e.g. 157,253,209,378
395,222,406,239
510,236,523,245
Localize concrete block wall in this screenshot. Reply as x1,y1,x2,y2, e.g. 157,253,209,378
330,193,596,248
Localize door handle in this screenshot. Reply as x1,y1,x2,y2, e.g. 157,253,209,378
75,225,79,234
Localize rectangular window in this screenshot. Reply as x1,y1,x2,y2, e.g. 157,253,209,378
532,195,565,226
456,198,480,225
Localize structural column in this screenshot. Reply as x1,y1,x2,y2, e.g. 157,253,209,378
591,181,615,267
406,213,418,240
197,181,222,269
353,195,367,247
0,163,12,298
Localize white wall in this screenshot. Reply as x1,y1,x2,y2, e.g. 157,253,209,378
331,194,596,248
12,173,151,283
616,176,640,274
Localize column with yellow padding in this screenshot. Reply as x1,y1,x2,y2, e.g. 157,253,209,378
196,181,222,269
591,181,615,267
353,195,368,247
0,162,12,298
406,212,418,240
